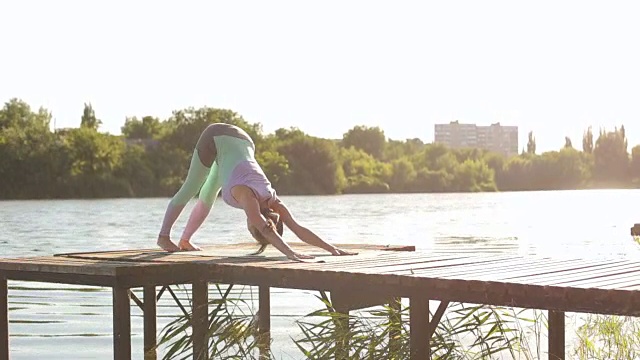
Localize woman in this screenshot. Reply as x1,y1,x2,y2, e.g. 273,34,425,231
157,122,357,262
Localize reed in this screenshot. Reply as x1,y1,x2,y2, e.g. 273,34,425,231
573,314,640,360
157,284,261,360
155,284,639,359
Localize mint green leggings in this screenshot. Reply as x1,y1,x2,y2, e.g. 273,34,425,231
158,123,255,238
170,149,222,208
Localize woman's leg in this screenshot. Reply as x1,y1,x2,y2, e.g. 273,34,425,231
178,161,223,250
157,149,211,251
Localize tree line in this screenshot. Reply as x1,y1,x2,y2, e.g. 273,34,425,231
1,98,639,200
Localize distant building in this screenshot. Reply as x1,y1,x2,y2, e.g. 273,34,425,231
434,121,518,157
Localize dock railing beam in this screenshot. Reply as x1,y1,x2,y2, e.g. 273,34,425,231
1,274,7,360
548,310,565,360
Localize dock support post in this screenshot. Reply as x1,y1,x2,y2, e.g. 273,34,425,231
548,310,565,360
143,286,157,360
113,286,132,360
192,281,208,360
330,288,396,359
389,297,402,355
330,291,359,360
410,294,430,360
1,275,7,360
258,286,271,359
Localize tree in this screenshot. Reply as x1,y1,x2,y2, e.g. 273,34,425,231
388,157,417,192
80,103,102,130
277,135,345,195
583,126,594,154
564,136,573,149
384,138,424,160
342,125,386,159
64,127,125,176
593,126,629,183
0,98,51,131
121,116,162,139
0,100,60,198
162,107,263,154
631,145,640,180
255,149,290,189
526,131,536,155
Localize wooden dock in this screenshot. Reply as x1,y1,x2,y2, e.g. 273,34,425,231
1,242,640,360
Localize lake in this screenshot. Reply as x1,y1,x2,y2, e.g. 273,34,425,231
2,189,640,359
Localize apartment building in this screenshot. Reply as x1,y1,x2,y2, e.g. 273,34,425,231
434,121,518,157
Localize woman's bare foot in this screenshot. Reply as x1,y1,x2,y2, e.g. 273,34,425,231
178,239,202,251
157,235,180,252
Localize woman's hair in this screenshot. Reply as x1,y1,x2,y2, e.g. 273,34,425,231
248,208,283,255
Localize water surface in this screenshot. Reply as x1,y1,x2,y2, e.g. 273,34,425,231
2,190,639,359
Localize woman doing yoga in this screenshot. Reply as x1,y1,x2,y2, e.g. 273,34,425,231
157,122,357,262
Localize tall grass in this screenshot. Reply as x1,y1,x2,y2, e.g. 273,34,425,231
292,292,535,359
573,314,640,360
155,284,640,360
157,284,262,360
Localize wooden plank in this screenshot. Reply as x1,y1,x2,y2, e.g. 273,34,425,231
0,274,7,360
619,283,640,291
408,257,619,279
143,286,157,360
511,263,640,287
337,254,497,274
550,269,640,289
0,256,127,266
408,257,590,279
115,264,207,288
0,258,123,276
255,253,501,275
6,254,179,272
466,259,634,283
192,281,208,360
53,243,414,262
331,288,394,311
113,286,132,360
410,294,430,360
324,253,471,271
4,270,116,287
499,259,637,281
548,310,565,360
468,258,618,281
405,276,640,317
246,254,470,275
208,251,439,271
395,256,540,277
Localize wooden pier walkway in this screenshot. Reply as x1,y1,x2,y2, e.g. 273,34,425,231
1,242,640,360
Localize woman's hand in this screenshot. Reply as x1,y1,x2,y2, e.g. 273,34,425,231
287,251,316,261
329,247,358,256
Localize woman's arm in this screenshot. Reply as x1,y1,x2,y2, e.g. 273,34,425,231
232,186,314,261
271,199,358,256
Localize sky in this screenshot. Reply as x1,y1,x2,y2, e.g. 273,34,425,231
1,0,639,152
